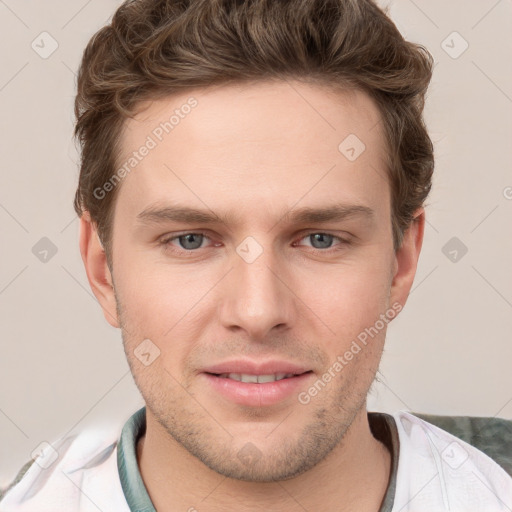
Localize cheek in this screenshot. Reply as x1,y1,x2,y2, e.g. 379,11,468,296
299,260,392,359
114,260,212,371
115,258,200,326
304,258,391,318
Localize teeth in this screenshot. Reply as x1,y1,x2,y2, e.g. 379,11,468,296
218,373,295,383
258,374,280,383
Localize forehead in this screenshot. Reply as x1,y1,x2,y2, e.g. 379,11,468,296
114,80,389,225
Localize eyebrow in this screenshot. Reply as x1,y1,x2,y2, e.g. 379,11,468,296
136,202,375,229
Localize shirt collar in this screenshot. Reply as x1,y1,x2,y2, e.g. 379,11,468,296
117,406,155,512
117,406,399,512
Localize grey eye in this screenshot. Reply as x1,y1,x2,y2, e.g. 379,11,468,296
308,233,334,249
177,233,205,250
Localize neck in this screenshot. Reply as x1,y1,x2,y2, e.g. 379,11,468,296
137,407,391,512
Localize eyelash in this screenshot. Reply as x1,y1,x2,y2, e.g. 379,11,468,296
158,230,352,256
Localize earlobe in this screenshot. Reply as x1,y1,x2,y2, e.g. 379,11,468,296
389,207,425,310
79,212,120,328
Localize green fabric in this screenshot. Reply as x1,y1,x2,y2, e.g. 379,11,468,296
411,412,512,478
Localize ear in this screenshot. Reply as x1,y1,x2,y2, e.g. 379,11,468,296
79,211,120,328
389,207,425,310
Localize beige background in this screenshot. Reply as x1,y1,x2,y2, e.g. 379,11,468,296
1,0,511,487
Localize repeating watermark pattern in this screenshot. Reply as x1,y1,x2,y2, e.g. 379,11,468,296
1,2,511,509
134,338,161,366
31,31,59,59
93,97,198,200
441,236,468,263
441,31,469,59
31,237,58,263
338,133,366,162
237,442,263,466
441,441,469,470
298,302,403,405
235,236,264,264
31,441,59,469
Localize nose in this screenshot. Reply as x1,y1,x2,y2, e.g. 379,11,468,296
218,239,296,341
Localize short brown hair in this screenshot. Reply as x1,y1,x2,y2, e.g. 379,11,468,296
73,0,434,267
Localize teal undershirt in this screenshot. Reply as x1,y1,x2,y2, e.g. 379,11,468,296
117,407,156,512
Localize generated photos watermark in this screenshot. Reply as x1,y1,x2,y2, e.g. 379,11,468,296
298,302,403,405
93,97,198,200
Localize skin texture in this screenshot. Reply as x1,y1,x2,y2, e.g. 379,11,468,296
80,80,424,511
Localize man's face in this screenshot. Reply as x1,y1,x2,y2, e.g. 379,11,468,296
103,80,408,481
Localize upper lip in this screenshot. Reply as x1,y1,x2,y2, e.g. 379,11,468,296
202,359,312,376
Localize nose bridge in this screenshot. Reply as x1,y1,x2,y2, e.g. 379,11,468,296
220,234,294,337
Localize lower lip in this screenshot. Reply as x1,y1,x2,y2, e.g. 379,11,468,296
201,372,313,407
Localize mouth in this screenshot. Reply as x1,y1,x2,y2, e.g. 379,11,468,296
201,370,315,406
205,371,313,383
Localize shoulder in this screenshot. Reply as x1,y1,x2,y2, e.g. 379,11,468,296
390,411,512,511
410,411,512,477
0,424,129,512
0,459,36,503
